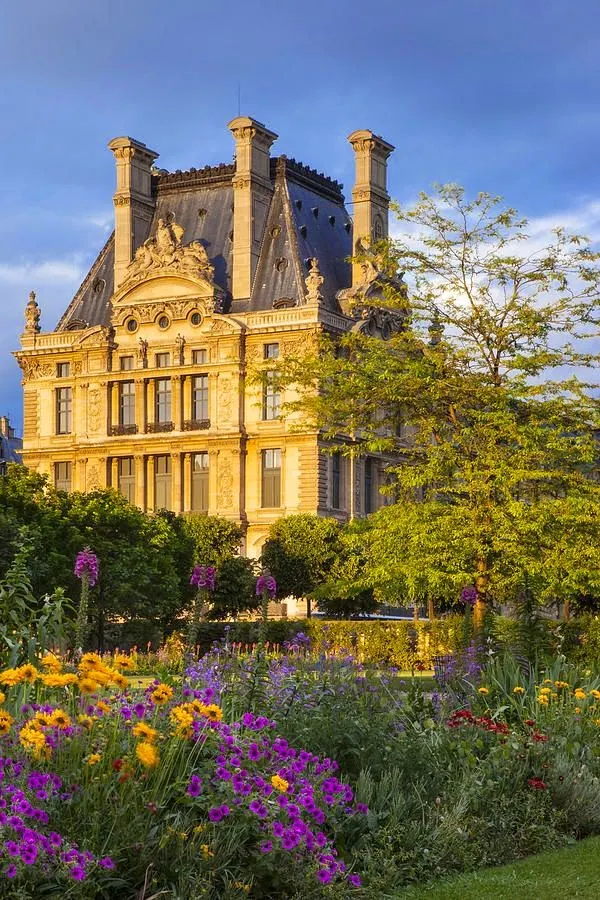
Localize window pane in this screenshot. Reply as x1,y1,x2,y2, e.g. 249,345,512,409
118,457,135,503
192,349,207,365
332,453,341,509
120,356,134,371
191,452,209,512
264,343,279,360
154,455,172,509
119,381,135,426
57,362,70,378
192,375,209,421
56,387,72,434
54,461,72,492
263,372,280,420
156,379,171,423
156,353,170,368
261,449,281,508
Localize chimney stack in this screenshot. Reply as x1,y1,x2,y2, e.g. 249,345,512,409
347,130,395,287
108,137,159,290
228,117,278,300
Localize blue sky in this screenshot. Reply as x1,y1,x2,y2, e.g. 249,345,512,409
2,0,600,429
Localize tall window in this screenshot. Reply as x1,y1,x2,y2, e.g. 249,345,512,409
119,381,135,426
191,452,209,513
192,375,209,422
155,352,170,368
192,349,208,365
120,356,134,371
155,379,171,424
262,343,280,420
56,362,70,378
55,387,72,434
118,457,135,504
54,461,72,492
261,449,281,508
364,458,374,515
332,452,343,510
154,455,171,510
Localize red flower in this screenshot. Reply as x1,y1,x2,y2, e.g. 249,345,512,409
524,719,536,727
527,778,548,790
112,758,124,771
532,732,548,743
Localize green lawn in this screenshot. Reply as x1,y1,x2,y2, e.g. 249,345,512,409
394,837,600,899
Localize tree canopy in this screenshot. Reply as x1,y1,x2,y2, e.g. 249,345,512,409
277,185,600,621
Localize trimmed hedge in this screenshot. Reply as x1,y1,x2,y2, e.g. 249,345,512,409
108,614,600,669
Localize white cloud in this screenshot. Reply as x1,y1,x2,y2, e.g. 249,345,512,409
0,258,84,286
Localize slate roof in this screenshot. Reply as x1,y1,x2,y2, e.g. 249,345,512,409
57,155,352,329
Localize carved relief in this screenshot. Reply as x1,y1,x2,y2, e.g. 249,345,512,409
87,466,100,491
87,388,101,433
218,377,233,423
175,333,185,365
18,358,53,381
282,331,317,357
24,291,41,334
72,360,83,375
120,218,215,287
210,319,235,334
218,455,234,507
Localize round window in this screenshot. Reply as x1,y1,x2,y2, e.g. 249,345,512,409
158,315,170,330
126,319,138,333
190,311,202,326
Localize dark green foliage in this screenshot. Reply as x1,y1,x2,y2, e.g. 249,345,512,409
208,556,260,620
260,514,342,599
182,514,243,566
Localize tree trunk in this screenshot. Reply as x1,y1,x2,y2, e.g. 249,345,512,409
563,598,571,621
427,597,436,620
474,559,488,630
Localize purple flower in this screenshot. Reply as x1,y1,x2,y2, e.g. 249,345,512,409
460,585,477,605
256,574,277,598
69,865,86,881
208,807,222,823
98,856,115,870
348,874,362,887
74,548,99,587
316,869,333,884
187,775,203,798
260,840,273,854
190,565,216,591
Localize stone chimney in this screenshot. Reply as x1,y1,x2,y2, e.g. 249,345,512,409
228,117,278,300
347,130,395,287
0,416,13,439
108,137,159,290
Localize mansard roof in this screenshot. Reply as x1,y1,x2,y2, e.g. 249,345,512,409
57,154,352,330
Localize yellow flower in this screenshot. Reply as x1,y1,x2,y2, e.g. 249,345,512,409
200,844,214,859
41,653,62,672
538,687,552,695
110,671,128,690
78,714,94,730
150,684,173,706
574,690,587,700
0,710,14,735
132,722,158,743
170,706,194,738
0,691,5,706
477,687,489,695
78,677,100,695
555,681,570,690
590,690,600,700
87,753,101,766
537,695,549,705
271,775,289,793
19,724,49,758
79,652,103,671
594,719,600,727
41,673,78,688
200,704,223,722
136,740,159,768
96,700,111,714
575,707,582,714
542,679,554,685
513,686,525,694
49,709,71,729
18,664,39,684
0,669,23,687
113,653,135,671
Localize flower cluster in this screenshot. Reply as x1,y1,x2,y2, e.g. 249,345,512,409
256,574,277,598
447,709,509,735
190,565,216,591
73,548,99,587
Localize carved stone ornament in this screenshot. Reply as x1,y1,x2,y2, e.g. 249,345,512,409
218,455,234,508
18,357,53,381
210,318,235,335
337,236,407,338
24,291,41,334
304,258,324,306
86,465,101,491
79,326,113,348
175,333,186,365
121,218,215,287
87,388,101,432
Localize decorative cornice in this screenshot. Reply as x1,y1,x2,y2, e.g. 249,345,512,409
154,163,235,194
272,156,344,202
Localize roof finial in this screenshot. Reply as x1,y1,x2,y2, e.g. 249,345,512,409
24,290,41,334
305,258,324,306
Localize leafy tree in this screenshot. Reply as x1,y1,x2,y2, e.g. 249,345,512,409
208,556,260,620
312,520,379,618
260,514,343,612
182,515,243,567
278,185,600,625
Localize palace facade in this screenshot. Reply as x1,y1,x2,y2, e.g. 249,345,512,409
14,116,398,556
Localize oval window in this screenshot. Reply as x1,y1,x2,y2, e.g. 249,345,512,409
158,315,170,330
126,319,138,333
190,311,202,326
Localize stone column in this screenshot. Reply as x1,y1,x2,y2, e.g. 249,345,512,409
111,457,119,490
172,452,182,513
172,375,182,431
134,454,145,510
110,381,119,431
135,379,146,433
183,452,192,513
146,455,155,512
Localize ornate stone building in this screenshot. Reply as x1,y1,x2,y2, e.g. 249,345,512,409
14,117,398,556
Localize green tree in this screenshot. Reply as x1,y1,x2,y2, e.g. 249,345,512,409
260,514,343,613
208,556,260,620
312,519,379,618
277,185,600,625
182,515,243,566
